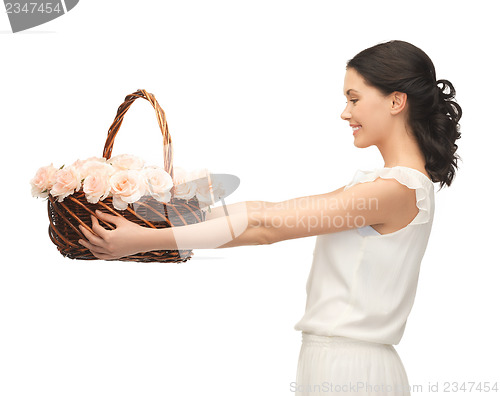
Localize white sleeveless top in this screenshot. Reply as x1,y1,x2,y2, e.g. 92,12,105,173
293,166,435,345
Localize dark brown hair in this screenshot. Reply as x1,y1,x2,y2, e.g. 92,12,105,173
347,40,462,189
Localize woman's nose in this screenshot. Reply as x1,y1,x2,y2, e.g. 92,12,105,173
341,104,351,121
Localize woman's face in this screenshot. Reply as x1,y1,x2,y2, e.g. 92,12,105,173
341,67,393,148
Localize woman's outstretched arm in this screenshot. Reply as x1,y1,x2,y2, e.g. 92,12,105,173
79,178,416,259
78,200,271,259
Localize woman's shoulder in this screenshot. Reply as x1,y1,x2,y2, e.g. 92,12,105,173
345,166,434,192
342,165,434,229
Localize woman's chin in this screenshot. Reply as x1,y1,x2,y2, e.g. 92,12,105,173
353,138,363,148
353,138,371,149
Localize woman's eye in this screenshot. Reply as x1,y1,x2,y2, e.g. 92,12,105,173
350,99,358,104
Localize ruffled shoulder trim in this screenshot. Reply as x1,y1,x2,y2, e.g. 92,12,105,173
343,166,434,226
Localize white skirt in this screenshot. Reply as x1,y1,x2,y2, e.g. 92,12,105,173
294,332,411,395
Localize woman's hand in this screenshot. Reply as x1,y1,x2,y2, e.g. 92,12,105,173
78,210,151,260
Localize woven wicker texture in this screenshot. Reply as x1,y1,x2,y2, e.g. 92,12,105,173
47,89,206,263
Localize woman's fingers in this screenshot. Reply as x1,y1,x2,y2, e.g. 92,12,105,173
79,219,106,248
78,238,108,254
78,212,128,260
78,210,139,261
94,210,124,226
89,214,111,239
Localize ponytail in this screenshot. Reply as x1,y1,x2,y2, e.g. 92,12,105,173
416,79,462,189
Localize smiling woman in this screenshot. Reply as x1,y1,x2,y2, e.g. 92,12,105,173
79,40,462,396
341,68,408,149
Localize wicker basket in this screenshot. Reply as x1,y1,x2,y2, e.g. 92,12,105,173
47,89,206,263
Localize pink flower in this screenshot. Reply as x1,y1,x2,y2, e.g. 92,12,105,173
82,160,115,180
50,166,82,202
107,154,144,171
83,173,111,204
109,170,147,210
30,163,58,198
142,166,174,204
196,175,225,206
172,166,197,200
71,158,87,171
188,168,219,205
72,157,113,180
72,156,105,168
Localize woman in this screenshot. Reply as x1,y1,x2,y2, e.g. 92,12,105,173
78,40,462,395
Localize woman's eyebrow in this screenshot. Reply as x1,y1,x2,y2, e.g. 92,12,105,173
344,89,360,96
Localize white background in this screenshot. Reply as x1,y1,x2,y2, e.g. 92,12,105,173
0,1,498,395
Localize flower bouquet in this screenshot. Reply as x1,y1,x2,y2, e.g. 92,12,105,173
31,155,219,211
30,89,219,263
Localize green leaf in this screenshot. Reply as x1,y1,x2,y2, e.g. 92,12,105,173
59,164,65,170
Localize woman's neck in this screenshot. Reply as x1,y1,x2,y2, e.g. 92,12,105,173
378,125,427,172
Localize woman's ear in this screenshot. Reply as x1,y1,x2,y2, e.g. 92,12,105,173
389,91,408,115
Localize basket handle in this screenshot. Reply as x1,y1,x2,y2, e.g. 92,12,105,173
102,89,174,179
